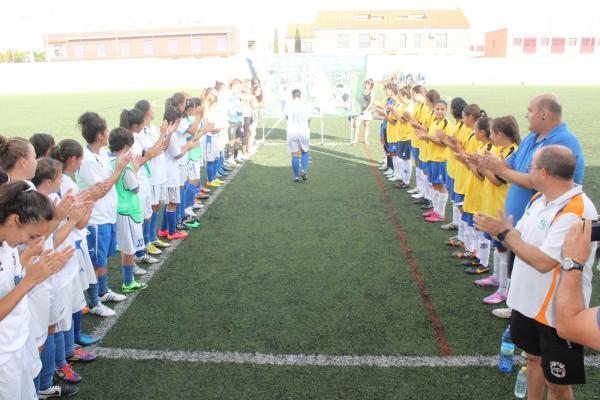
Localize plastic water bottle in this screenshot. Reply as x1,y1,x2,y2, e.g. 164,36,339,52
514,367,528,398
499,325,515,373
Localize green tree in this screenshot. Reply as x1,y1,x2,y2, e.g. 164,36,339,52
273,29,279,54
294,27,302,53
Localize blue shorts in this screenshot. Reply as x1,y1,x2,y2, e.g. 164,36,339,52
453,192,465,204
398,140,411,160
461,212,474,227
411,147,420,163
428,161,447,185
418,159,428,171
87,223,117,268
387,142,399,154
380,124,386,139
445,175,455,199
484,232,506,250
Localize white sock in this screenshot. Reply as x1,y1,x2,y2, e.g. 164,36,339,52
458,219,465,244
432,190,440,214
452,203,460,225
492,248,500,279
477,230,491,267
498,251,509,295
393,157,402,177
424,177,432,200
464,225,475,253
402,159,412,184
437,192,449,218
416,168,422,190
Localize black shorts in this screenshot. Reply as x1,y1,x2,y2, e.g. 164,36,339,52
228,122,243,140
511,310,585,385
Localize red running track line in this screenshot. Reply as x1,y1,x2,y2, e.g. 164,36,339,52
363,145,453,356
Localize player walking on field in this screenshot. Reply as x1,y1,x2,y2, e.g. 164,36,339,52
285,89,312,183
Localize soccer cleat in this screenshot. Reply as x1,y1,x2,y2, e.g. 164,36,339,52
300,171,308,181
440,223,458,231
38,383,79,399
461,258,481,267
388,174,402,182
54,363,81,384
176,222,191,231
383,169,394,176
395,181,409,189
293,177,301,183
464,265,490,275
88,302,116,317
153,239,171,248
426,214,446,223
191,203,204,211
214,178,225,184
184,220,200,229
420,202,434,209
217,169,230,177
411,192,425,199
99,289,126,302
196,192,210,200
444,237,465,248
206,181,222,188
492,307,512,319
145,243,162,256
167,231,188,240
378,164,388,170
474,276,499,287
133,265,147,276
483,290,507,305
451,250,475,259
135,254,158,264
121,279,148,293
81,306,89,315
66,347,96,363
75,333,101,347
200,187,211,193
422,210,436,217
157,229,169,238
406,187,420,194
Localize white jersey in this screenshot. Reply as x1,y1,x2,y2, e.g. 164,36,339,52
0,241,30,364
132,131,152,199
76,147,117,225
285,100,311,134
60,174,86,242
145,125,167,186
165,127,185,187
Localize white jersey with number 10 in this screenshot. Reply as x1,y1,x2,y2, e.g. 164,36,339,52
285,100,311,133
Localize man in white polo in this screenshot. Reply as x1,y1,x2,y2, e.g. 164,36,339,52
474,145,597,400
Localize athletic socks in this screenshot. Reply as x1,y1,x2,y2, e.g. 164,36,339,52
178,187,185,220
437,192,449,218
122,265,134,286
54,332,67,369
142,219,151,246
87,283,100,308
291,156,300,178
167,210,177,235
301,151,309,173
387,155,393,171
402,159,412,184
452,204,461,226
497,250,509,295
415,168,422,191
160,207,168,231
477,230,491,267
38,333,56,391
98,274,109,297
150,210,159,242
72,310,83,343
432,190,440,215
392,156,402,177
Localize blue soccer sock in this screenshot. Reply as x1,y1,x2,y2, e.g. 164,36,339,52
167,210,177,235
160,207,168,231
122,265,134,286
98,274,109,297
183,182,195,210
179,187,185,220
149,210,159,242
175,202,182,224
63,324,75,358
54,332,67,369
301,151,309,173
73,310,83,343
87,282,100,308
143,219,151,246
38,333,56,391
291,156,300,178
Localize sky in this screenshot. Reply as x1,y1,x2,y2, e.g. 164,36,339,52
0,0,598,50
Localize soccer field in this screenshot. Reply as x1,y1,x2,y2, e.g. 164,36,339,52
2,86,600,398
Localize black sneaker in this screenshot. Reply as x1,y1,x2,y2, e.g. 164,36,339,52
293,177,301,183
420,201,433,209
395,181,409,189
300,171,308,181
38,383,79,399
176,222,191,231
413,198,428,204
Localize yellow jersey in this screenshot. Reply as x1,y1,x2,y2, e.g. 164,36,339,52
446,120,468,179
481,143,519,216
453,130,477,195
418,110,436,162
386,96,401,143
410,102,430,149
463,141,494,214
396,102,413,142
427,118,451,163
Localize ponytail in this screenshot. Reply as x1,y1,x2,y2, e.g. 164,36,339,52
0,181,54,224
31,158,62,187
49,139,83,167
0,135,32,172
119,108,145,130
29,133,55,159
78,112,107,144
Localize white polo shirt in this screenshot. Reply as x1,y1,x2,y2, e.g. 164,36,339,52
507,185,597,327
76,146,117,225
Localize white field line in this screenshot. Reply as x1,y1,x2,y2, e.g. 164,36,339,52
90,119,281,340
91,347,600,368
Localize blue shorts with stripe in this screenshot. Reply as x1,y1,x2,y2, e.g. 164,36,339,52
398,140,411,160
461,212,474,227
86,223,117,268
411,146,420,163
445,174,455,199
387,142,399,154
484,232,506,250
453,192,465,204
428,161,447,185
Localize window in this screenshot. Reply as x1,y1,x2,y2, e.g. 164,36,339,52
568,38,577,46
513,38,522,46
301,41,312,52
119,42,131,57
216,36,228,52
522,37,536,54
551,38,565,54
143,40,154,55
74,44,84,58
398,34,406,48
358,34,370,49
337,34,349,48
581,37,595,54
435,34,447,48
192,38,203,53
540,38,549,46
96,43,107,57
168,39,179,54
413,34,421,48
378,34,385,48
53,45,65,58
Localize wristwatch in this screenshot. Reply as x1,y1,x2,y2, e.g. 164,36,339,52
560,258,585,272
496,228,511,242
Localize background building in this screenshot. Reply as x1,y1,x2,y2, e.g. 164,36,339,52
46,26,240,61
286,9,470,55
485,28,599,57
